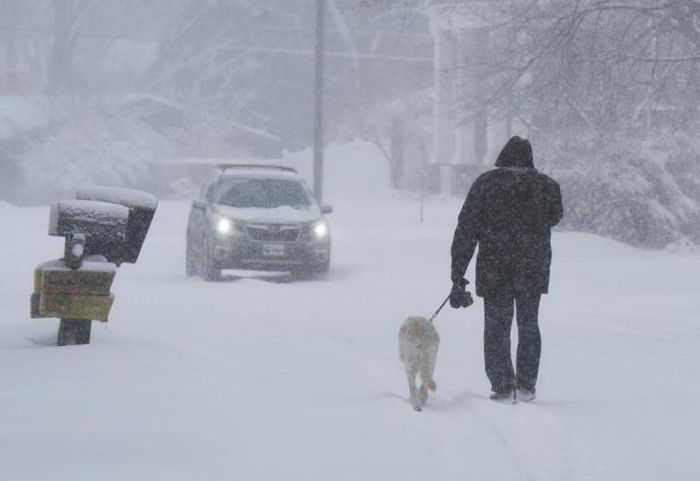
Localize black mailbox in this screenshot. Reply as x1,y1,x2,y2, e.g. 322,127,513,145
49,199,130,243
75,187,158,265
37,187,158,346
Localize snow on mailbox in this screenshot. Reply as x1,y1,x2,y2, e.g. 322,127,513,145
75,187,158,265
31,189,158,346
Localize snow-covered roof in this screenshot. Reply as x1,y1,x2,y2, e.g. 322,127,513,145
218,165,300,180
156,157,291,167
154,158,300,179
76,186,158,210
120,94,282,142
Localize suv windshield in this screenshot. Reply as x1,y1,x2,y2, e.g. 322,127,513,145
214,178,312,209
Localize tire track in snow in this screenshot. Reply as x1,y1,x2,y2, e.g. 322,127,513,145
352,348,542,480
363,353,596,481
435,390,608,481
428,391,541,481
337,328,607,481
472,399,575,481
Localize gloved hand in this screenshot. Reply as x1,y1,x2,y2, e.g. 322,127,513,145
450,278,474,309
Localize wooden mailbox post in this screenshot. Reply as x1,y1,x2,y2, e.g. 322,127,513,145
32,259,117,345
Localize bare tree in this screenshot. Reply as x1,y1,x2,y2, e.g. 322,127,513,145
478,0,700,141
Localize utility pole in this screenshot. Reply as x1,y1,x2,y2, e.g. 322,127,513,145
313,0,326,204
48,0,71,95
2,0,20,92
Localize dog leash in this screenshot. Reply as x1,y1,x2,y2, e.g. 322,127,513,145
429,294,451,323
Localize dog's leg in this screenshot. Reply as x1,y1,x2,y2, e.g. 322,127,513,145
418,385,428,407
418,346,438,408
406,367,421,411
418,347,438,392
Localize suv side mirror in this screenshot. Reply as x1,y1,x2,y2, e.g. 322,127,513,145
321,204,333,215
192,199,207,210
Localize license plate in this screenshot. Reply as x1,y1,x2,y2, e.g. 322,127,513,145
263,244,285,256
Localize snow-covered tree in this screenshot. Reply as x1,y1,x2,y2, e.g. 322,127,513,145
22,111,172,202
148,0,432,149
413,0,700,247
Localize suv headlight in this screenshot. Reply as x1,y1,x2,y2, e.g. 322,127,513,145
312,220,329,239
213,215,237,236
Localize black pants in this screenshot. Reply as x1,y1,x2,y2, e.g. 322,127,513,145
483,293,542,393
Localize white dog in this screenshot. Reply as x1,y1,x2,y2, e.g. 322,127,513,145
399,316,439,411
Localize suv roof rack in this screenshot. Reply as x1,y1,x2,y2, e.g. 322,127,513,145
217,164,297,173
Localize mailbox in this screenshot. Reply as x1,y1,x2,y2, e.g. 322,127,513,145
49,199,129,241
75,187,158,265
33,187,158,346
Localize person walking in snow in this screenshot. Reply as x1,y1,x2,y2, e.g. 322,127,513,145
449,136,563,402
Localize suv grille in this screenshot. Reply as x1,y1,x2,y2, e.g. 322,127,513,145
246,224,301,242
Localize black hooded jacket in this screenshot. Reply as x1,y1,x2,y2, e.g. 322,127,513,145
451,137,563,297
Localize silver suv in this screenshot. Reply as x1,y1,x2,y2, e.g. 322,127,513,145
186,165,332,280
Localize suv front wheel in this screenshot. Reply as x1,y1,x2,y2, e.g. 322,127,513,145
185,233,198,277
202,235,221,281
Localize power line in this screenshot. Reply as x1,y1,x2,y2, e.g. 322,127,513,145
0,22,432,42
0,25,433,63
220,45,432,63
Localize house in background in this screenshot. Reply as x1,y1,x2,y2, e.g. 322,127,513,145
426,0,510,195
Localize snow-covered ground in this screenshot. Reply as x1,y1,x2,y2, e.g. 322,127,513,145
1,142,699,480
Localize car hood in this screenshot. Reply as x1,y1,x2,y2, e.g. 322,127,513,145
213,204,323,224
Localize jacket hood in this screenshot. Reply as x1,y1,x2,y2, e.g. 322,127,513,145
495,136,534,168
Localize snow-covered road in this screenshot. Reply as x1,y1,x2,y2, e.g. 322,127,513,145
1,143,699,480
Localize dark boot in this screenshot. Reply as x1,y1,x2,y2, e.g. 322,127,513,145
490,390,517,404
516,387,536,402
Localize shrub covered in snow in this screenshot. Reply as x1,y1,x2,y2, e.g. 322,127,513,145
545,134,700,249
21,111,172,203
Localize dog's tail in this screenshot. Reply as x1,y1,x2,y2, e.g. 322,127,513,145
419,355,437,391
